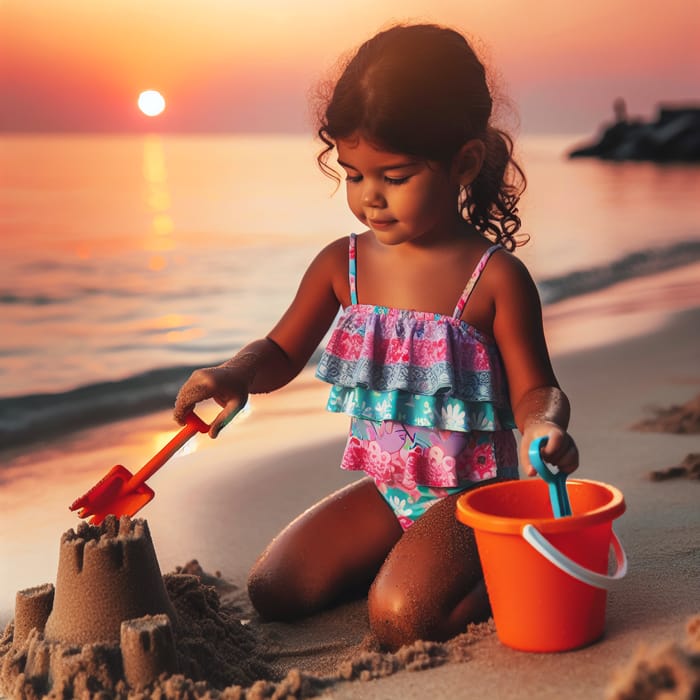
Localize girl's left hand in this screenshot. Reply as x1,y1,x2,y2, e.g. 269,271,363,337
521,422,579,477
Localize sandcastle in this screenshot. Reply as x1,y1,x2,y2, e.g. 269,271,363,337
44,515,176,646
1,515,180,696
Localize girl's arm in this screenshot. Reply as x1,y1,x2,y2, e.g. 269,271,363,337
173,237,348,437
513,386,578,475
489,252,579,475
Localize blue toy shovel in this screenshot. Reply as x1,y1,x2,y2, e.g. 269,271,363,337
528,436,572,518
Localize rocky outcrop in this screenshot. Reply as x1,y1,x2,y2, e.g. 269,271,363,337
569,99,700,162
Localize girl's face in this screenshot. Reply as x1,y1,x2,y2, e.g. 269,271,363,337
336,136,462,246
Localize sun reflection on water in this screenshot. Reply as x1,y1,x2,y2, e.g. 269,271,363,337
142,135,174,253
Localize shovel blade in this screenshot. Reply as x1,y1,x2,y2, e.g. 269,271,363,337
70,464,155,525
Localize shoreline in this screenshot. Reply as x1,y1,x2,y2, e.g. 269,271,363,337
2,259,699,465
1,258,699,459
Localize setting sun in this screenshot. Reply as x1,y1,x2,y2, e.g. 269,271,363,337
137,90,166,117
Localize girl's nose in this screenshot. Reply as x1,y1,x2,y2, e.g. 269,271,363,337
361,183,386,208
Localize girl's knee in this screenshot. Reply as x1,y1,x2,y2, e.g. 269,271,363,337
247,557,280,620
247,548,347,621
248,480,399,621
368,574,490,651
367,575,434,651
247,553,318,621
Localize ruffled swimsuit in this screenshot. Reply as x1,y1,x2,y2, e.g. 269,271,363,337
316,234,518,529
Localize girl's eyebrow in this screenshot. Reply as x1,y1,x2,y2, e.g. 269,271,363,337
337,159,419,171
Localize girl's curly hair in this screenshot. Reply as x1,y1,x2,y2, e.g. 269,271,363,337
314,23,527,251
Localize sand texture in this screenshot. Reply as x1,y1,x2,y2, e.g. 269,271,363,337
2,557,698,699
0,555,494,698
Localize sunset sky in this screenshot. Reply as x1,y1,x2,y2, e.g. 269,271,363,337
1,0,698,134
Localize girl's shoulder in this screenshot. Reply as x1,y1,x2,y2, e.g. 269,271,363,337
479,246,540,306
486,246,534,284
486,255,545,337
305,235,355,306
313,234,354,267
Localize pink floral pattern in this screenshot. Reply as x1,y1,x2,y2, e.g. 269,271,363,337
342,417,516,488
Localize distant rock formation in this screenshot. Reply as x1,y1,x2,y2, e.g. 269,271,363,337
568,99,700,162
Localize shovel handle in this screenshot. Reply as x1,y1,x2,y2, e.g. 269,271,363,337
125,412,210,490
529,436,572,518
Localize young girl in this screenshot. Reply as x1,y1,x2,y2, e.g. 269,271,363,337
173,23,579,651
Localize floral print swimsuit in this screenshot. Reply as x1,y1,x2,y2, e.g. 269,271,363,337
316,234,518,530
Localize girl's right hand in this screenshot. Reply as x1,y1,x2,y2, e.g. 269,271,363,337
521,421,579,477
173,364,250,438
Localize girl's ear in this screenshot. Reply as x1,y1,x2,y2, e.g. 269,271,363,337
452,139,486,186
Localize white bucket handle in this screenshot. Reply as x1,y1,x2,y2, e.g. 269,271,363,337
521,524,627,590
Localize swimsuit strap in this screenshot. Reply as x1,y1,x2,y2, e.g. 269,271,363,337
452,244,502,318
349,233,358,305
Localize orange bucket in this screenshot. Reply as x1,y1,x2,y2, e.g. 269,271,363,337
456,478,626,652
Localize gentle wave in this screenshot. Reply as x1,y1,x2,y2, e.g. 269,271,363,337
0,292,67,306
537,239,700,304
1,240,699,452
0,348,326,452
0,284,235,307
0,365,197,451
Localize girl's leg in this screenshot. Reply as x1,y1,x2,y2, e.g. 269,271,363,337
247,477,403,621
367,489,490,651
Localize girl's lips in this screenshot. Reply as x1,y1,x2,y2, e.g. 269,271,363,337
369,218,396,229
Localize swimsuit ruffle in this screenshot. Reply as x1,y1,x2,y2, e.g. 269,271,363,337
325,385,515,432
316,304,514,431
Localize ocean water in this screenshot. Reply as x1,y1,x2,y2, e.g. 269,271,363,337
1,133,699,451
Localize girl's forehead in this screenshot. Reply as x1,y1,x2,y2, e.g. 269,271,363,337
336,135,414,167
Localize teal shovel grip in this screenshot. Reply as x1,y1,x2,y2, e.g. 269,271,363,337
529,435,572,518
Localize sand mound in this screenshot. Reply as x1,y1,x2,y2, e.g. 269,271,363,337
607,614,700,699
631,394,700,434
629,394,700,482
648,453,700,481
0,518,491,698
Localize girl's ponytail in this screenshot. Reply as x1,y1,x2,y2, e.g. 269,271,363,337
464,126,527,251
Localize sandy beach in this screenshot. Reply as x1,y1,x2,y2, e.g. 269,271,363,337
1,265,699,698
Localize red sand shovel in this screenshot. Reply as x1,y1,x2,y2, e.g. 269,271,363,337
70,412,210,525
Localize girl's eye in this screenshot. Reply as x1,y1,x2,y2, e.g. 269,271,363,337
344,174,410,185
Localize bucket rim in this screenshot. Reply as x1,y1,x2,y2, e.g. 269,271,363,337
456,478,626,534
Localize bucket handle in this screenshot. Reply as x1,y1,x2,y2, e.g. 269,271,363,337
521,524,627,590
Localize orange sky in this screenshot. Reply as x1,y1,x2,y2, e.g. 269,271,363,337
1,0,698,133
